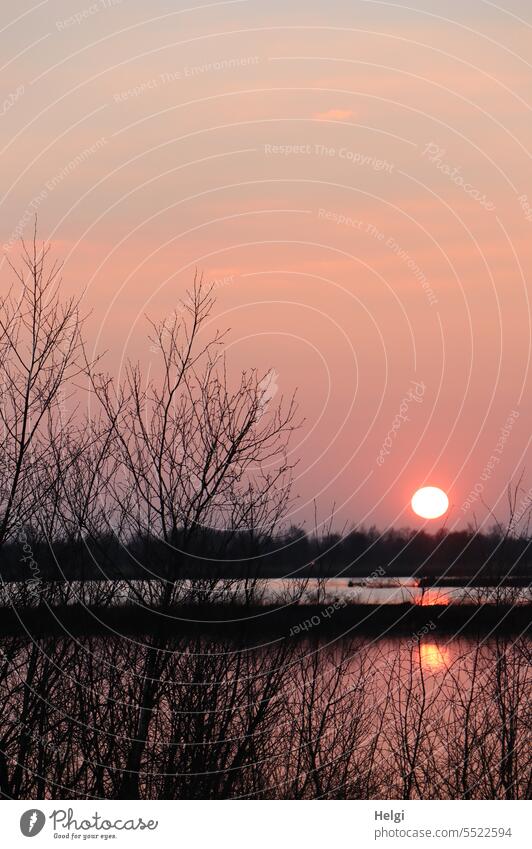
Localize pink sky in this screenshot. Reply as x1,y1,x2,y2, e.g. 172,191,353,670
1,0,531,532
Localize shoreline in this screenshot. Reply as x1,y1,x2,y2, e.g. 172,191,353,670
0,601,530,639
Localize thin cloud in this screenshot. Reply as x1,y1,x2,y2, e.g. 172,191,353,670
313,108,354,121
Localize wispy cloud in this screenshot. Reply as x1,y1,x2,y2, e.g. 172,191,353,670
313,108,354,121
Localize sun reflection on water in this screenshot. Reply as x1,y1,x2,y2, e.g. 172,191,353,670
416,588,450,606
419,641,451,671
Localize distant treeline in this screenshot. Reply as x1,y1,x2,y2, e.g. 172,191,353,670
1,524,531,583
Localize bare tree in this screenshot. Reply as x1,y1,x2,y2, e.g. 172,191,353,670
90,274,298,598
0,227,86,549
84,275,298,797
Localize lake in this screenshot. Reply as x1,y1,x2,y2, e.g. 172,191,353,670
0,630,529,798
0,575,530,607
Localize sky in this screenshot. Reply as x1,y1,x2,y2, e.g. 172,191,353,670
1,0,531,533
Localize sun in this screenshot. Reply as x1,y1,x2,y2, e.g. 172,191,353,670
411,486,449,519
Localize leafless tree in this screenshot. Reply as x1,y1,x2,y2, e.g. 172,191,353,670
0,227,86,549
90,274,297,602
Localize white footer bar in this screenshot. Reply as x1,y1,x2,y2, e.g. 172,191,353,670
4,799,529,848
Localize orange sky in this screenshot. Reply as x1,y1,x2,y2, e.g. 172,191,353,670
1,0,531,532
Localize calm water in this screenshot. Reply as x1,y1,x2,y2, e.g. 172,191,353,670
1,575,530,606
0,631,529,798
